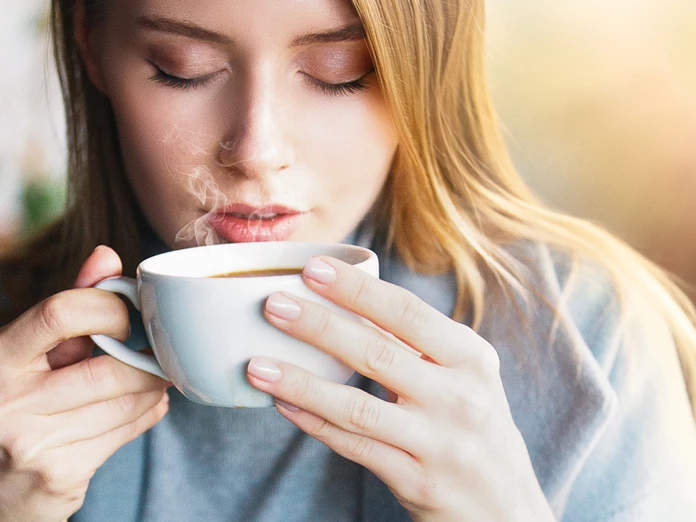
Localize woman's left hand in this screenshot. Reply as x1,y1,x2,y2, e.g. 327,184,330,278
247,257,555,522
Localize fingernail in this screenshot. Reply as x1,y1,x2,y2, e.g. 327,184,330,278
303,257,336,285
247,357,283,383
275,399,300,413
265,293,302,320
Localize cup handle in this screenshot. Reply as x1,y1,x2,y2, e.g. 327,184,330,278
89,277,167,380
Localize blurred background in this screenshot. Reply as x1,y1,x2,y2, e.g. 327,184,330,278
1,1,695,297
0,0,66,248
486,0,696,299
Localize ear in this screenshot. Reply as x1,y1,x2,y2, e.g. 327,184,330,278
73,0,108,94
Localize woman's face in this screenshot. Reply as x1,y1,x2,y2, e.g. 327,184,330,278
87,0,397,247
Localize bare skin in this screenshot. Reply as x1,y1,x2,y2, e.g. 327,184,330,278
248,257,555,521
0,0,555,520
81,0,398,249
0,247,169,522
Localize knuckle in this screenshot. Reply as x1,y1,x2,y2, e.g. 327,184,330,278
72,477,93,498
428,432,477,474
37,464,69,495
450,437,480,473
102,298,130,341
312,310,333,341
347,397,381,432
112,393,138,417
1,429,36,469
293,372,314,401
450,387,492,427
364,336,398,375
81,356,118,393
119,416,143,445
61,474,93,503
345,435,373,461
390,463,427,508
129,416,147,441
414,475,438,511
39,294,70,340
348,275,371,308
415,476,449,513
307,418,332,440
397,294,430,331
65,494,88,515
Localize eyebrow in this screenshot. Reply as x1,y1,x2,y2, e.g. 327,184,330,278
136,16,366,47
291,23,367,46
137,16,233,45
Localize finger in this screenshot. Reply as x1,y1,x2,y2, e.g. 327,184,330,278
263,293,441,403
272,399,420,497
47,246,124,370
301,257,485,367
35,397,169,492
42,390,168,450
28,355,169,415
73,245,123,289
247,357,427,454
74,396,169,468
46,337,95,371
2,288,130,367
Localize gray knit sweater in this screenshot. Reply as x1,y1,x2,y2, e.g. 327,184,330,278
61,240,696,521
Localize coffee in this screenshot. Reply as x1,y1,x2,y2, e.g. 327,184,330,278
212,267,303,278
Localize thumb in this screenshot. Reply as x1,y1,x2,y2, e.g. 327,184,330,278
47,245,124,370
74,245,123,289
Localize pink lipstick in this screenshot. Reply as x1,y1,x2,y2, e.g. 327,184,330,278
206,204,307,242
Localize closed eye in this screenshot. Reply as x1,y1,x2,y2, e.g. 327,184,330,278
148,61,222,91
302,69,374,97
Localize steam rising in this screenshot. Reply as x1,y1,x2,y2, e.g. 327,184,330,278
162,125,288,247
159,126,228,246
174,167,227,246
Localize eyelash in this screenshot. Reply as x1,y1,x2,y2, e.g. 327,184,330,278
149,64,217,91
303,71,371,97
148,62,372,97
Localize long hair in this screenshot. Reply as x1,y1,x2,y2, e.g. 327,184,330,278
3,0,695,415
0,0,145,318
351,0,696,414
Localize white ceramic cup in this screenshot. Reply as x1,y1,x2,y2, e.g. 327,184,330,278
90,242,379,407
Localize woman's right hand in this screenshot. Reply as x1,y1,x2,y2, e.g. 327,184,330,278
0,246,170,522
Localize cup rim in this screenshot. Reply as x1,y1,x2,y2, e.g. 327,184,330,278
137,241,377,280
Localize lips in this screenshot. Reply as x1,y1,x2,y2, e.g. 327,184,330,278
206,203,307,242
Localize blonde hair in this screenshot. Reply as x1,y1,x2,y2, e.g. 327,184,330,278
5,0,693,416
352,0,696,415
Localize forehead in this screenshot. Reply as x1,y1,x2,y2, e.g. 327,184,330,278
108,0,362,45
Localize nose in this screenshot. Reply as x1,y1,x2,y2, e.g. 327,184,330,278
218,75,295,179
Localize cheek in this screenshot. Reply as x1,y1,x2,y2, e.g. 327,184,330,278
111,89,216,183
105,76,228,247
100,41,223,187
301,94,397,194
294,93,396,242
106,82,227,229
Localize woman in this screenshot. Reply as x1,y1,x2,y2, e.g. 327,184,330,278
1,0,694,520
